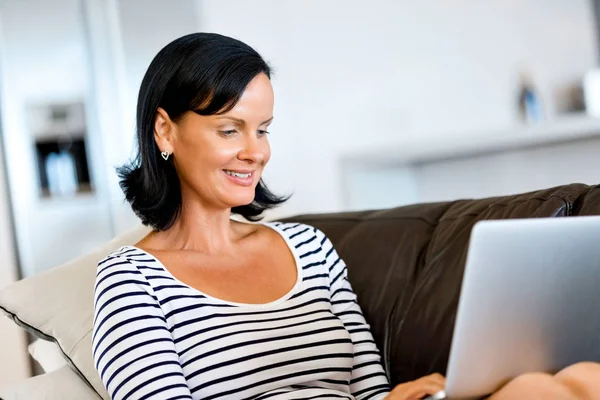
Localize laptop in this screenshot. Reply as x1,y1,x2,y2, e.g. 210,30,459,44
424,216,600,400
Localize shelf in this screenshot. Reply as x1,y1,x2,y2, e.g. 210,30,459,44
343,114,600,167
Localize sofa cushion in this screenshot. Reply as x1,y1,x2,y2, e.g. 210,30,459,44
28,338,68,373
0,224,151,399
0,365,100,400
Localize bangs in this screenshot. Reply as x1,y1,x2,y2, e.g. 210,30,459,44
161,46,271,118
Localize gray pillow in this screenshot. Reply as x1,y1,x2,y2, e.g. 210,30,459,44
0,224,150,399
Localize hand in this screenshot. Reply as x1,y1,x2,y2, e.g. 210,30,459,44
385,373,446,400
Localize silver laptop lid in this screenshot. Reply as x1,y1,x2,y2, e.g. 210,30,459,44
445,216,600,399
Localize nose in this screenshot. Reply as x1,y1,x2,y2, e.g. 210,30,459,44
237,134,267,165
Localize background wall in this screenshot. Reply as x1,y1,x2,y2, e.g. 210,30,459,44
1,0,598,276
0,0,200,279
0,0,115,278
196,0,599,216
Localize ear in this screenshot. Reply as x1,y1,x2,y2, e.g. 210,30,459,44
154,107,176,154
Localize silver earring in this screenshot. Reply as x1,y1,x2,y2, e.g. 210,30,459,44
161,150,170,161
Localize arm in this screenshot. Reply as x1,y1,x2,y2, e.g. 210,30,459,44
92,255,193,400
322,232,446,400
320,231,391,400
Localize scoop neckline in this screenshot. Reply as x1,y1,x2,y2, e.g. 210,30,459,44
122,221,303,309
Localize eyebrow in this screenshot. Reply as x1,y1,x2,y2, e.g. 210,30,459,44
215,116,274,125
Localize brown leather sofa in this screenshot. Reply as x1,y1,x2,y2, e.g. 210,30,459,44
285,183,600,387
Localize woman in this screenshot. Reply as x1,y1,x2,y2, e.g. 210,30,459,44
92,33,599,400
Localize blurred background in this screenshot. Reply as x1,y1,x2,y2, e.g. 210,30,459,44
2,0,600,384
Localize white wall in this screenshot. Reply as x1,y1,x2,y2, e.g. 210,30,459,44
0,0,116,277
343,135,600,211
0,0,200,278
196,0,599,216
0,0,596,276
416,137,600,203
117,0,199,130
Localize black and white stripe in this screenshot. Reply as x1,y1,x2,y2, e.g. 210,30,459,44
92,222,390,400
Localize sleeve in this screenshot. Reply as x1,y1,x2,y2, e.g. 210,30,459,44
320,231,391,400
92,255,193,400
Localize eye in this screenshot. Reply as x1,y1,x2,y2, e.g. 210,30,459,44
219,129,237,137
258,129,270,136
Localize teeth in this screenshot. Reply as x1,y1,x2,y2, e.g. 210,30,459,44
225,170,251,178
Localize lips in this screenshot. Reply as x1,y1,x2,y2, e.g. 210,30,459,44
223,169,255,187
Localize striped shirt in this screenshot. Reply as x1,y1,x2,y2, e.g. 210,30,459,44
92,222,391,400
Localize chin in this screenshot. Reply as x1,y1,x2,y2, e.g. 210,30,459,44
225,193,256,209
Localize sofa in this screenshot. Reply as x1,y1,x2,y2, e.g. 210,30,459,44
1,182,599,399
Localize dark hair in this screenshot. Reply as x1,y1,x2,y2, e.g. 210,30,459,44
117,32,288,231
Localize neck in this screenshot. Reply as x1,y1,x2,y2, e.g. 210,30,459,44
158,193,242,255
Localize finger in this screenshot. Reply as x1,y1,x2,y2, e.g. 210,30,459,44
412,374,445,394
422,373,446,386
404,382,444,400
391,381,445,400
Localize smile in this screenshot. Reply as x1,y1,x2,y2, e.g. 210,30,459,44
224,170,252,178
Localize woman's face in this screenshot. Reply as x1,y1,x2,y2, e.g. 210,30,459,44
155,73,274,210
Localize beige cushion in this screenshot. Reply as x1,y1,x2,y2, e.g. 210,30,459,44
0,365,100,400
0,224,151,399
28,338,68,373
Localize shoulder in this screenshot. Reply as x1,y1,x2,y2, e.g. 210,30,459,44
264,221,337,249
94,247,153,291
264,221,318,239
97,246,140,273
94,247,159,305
